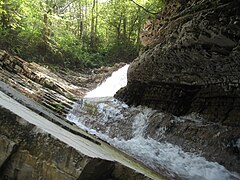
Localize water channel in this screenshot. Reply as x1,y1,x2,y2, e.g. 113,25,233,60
67,65,240,180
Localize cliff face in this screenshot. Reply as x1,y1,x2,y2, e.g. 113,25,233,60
116,0,240,126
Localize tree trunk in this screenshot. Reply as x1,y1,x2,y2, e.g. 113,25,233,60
136,7,142,51
123,16,127,43
94,0,98,49
42,13,51,55
43,13,49,45
90,0,96,51
82,1,88,48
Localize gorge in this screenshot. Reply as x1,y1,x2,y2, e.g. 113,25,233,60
0,0,240,179
67,65,240,179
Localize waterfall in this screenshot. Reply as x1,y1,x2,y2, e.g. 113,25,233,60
66,65,240,180
85,64,129,98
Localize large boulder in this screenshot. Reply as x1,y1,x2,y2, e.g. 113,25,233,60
116,0,240,126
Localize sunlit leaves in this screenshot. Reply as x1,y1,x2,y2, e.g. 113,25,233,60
0,0,5,14
0,0,164,66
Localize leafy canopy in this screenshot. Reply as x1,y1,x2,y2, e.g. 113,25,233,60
0,0,164,68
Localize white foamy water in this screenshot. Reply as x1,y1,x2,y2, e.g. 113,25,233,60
67,65,240,180
85,64,129,98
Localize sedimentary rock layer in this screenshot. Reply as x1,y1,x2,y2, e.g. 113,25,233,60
116,0,240,126
0,107,152,180
0,50,160,179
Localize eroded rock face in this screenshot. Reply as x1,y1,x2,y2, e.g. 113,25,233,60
68,97,240,173
116,0,240,126
0,107,150,180
0,49,127,118
0,107,87,179
0,50,156,179
0,135,16,168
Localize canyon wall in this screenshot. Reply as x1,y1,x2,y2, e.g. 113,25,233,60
116,0,240,126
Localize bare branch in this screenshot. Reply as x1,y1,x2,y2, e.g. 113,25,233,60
61,0,78,13
129,0,159,15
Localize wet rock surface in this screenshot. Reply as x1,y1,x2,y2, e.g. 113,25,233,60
115,0,240,126
52,62,126,91
145,112,240,173
1,0,240,177
111,0,240,175
68,97,240,174
0,51,154,179
0,107,151,180
0,49,125,117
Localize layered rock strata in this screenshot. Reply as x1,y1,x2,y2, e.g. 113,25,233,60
115,0,240,126
0,107,151,180
0,50,159,179
68,97,240,174
0,49,125,118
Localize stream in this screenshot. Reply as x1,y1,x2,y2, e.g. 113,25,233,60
67,65,240,180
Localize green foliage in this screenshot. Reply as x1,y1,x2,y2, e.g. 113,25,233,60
0,0,164,68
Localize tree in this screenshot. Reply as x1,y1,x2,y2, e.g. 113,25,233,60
0,0,164,68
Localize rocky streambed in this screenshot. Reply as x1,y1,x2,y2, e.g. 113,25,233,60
0,47,240,179
0,50,163,179
0,0,240,178
114,0,240,178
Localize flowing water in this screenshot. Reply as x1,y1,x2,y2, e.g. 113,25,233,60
85,64,129,98
67,65,240,180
